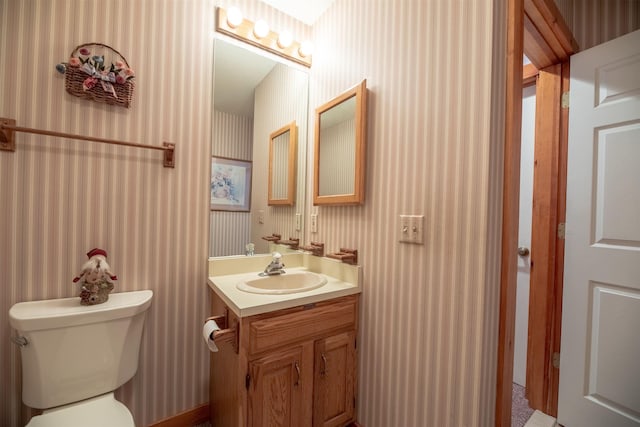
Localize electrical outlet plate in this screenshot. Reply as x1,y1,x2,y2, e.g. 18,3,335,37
399,214,424,244
295,213,301,231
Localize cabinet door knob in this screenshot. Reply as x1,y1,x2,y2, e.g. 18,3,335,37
517,246,530,257
294,361,301,387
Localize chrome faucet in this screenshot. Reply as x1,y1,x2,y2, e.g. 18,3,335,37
261,252,285,276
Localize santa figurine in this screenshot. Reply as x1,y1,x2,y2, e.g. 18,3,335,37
73,248,118,305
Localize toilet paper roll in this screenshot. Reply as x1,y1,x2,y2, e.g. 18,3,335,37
202,319,221,352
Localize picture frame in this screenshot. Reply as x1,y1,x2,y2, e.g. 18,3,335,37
210,156,252,212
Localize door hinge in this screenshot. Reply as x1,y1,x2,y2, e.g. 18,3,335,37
557,222,566,240
561,91,570,109
552,352,560,369
245,373,251,389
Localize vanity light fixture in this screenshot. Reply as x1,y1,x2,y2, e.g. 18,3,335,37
216,7,312,68
299,40,314,58
253,19,270,39
277,30,293,49
226,7,243,28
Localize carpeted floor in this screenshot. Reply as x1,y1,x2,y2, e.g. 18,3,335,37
512,383,535,427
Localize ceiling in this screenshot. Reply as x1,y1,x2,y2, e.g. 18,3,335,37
260,0,336,25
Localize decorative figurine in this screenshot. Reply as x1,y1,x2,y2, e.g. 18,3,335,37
72,248,118,305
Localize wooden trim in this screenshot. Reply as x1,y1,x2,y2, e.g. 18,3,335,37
496,0,524,425
547,60,570,417
526,63,562,411
147,403,209,427
313,79,367,206
523,0,578,69
268,121,297,206
499,0,575,423
523,63,539,87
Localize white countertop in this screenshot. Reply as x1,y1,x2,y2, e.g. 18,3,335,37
207,265,361,317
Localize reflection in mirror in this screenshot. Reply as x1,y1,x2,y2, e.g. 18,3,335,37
268,121,297,206
314,80,367,205
210,37,309,257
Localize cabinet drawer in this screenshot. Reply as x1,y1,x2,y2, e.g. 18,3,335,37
248,296,357,355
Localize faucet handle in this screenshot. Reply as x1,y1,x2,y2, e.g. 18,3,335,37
272,252,282,261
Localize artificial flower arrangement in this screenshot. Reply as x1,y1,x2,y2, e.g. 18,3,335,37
56,42,135,108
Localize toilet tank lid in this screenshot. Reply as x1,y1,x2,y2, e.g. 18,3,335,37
9,290,153,332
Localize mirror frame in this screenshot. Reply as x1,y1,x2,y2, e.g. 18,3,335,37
268,121,297,206
313,79,367,205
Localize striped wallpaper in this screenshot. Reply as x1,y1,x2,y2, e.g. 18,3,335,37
0,0,213,426
555,0,640,51
210,109,253,257
306,1,505,425
2,0,638,427
318,117,356,196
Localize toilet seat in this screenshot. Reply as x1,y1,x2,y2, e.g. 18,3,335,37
25,393,135,427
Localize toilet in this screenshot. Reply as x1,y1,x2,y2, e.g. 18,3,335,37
9,290,153,427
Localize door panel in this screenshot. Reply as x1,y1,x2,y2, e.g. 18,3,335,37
559,29,640,427
248,343,313,427
313,332,356,427
594,123,640,246
586,284,640,416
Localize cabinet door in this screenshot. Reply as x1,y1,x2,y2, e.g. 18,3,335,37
248,343,313,427
313,331,357,427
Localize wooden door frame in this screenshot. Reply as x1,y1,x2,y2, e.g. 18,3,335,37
496,0,577,426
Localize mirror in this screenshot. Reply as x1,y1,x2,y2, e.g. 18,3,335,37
313,79,367,205
268,121,297,206
210,37,309,256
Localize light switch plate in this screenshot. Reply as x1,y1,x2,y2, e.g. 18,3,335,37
310,213,318,233
399,214,424,244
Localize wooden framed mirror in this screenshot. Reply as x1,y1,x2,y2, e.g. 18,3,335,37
268,121,297,206
313,79,367,205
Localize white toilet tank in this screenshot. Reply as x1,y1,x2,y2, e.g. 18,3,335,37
9,290,153,410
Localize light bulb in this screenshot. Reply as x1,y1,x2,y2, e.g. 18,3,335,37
299,40,314,57
277,30,293,49
253,19,270,39
226,7,243,28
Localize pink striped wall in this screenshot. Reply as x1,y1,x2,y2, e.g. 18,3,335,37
318,117,356,196
306,1,505,425
0,0,311,425
555,0,640,51
0,0,212,425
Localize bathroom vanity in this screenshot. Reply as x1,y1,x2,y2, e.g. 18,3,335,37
207,253,361,427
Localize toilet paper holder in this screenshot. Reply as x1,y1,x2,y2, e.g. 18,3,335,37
205,309,238,353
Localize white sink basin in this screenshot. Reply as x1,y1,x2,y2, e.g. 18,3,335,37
236,271,327,294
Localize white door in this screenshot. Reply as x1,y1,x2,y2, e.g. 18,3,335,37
514,84,536,387
558,29,640,427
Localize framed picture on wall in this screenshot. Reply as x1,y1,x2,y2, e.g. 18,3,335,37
211,156,252,212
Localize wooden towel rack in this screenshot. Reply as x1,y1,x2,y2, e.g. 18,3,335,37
0,117,175,168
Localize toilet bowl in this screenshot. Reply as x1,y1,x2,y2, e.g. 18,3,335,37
25,393,134,427
9,290,153,427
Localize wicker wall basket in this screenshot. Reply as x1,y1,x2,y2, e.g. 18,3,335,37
63,42,134,108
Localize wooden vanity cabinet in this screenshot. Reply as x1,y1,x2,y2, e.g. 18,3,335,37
210,293,359,427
